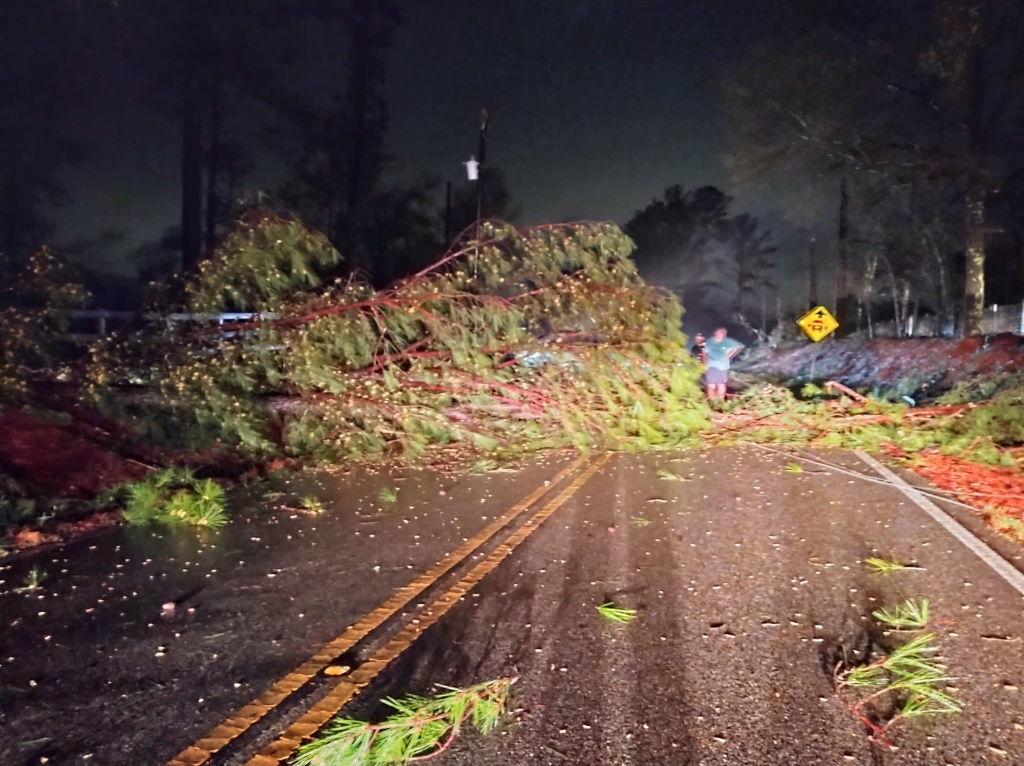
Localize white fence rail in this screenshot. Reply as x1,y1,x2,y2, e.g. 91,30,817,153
979,303,1024,336
64,310,275,342
853,302,1024,339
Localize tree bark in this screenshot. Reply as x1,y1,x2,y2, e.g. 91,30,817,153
204,73,224,255
920,228,951,335
343,0,374,274
963,188,986,336
861,250,879,339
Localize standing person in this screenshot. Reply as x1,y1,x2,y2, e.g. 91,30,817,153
690,332,706,365
703,327,743,400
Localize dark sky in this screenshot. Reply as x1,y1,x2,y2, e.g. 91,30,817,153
55,0,826,293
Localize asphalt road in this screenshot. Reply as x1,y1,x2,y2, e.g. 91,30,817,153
3,447,1024,765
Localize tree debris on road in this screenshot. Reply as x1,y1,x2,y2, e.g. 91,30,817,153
89,212,706,463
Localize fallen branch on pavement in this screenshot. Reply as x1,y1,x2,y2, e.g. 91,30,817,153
293,677,515,766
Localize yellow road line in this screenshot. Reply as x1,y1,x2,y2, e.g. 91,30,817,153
242,452,611,766
166,455,587,766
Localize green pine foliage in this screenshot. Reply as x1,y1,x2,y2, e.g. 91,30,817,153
835,595,960,744
873,598,930,630
89,211,707,463
836,632,961,737
722,383,1023,466
597,601,638,623
120,468,228,528
0,247,89,401
1,471,37,529
294,678,514,766
947,388,1024,446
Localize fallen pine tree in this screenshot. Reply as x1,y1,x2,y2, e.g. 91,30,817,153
87,210,707,462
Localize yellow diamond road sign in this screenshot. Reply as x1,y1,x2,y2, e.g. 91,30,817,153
797,305,839,342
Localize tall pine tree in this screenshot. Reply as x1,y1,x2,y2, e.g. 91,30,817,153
115,0,305,273
0,0,89,281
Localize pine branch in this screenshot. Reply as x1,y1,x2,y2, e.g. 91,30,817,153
293,678,515,766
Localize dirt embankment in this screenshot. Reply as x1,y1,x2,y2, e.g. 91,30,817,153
739,333,1024,393
0,409,146,498
0,409,151,549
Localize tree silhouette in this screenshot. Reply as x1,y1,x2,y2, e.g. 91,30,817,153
271,0,401,277
717,214,777,319
624,185,732,308
0,0,89,280
722,0,1024,336
116,0,305,273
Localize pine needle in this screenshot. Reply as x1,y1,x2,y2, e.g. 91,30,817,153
377,487,398,504
873,598,929,630
864,557,923,574
13,566,45,593
597,602,638,624
630,516,650,527
120,472,228,529
656,468,689,482
783,461,804,473
299,495,325,513
294,677,515,766
836,631,961,739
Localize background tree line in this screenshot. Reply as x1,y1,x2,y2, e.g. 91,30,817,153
0,0,775,326
721,0,1024,338
624,185,779,339
0,0,515,299
7,0,1021,340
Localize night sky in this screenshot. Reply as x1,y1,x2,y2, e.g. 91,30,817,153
55,0,820,286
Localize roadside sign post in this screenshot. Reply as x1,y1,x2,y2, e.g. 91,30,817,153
796,305,839,342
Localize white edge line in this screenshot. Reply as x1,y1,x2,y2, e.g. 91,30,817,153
855,449,1024,598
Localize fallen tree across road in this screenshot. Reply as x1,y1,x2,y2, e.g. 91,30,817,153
88,211,707,463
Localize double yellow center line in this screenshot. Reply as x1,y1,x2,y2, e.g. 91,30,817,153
167,453,607,766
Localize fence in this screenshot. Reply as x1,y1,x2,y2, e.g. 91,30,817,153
64,310,274,342
66,303,1024,344
979,303,1024,335
851,302,1024,339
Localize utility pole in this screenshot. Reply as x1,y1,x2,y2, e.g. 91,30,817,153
475,108,489,227
444,180,453,247
808,237,819,310
836,177,849,326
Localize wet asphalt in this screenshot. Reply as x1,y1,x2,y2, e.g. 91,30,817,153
3,447,1024,765
0,455,574,766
